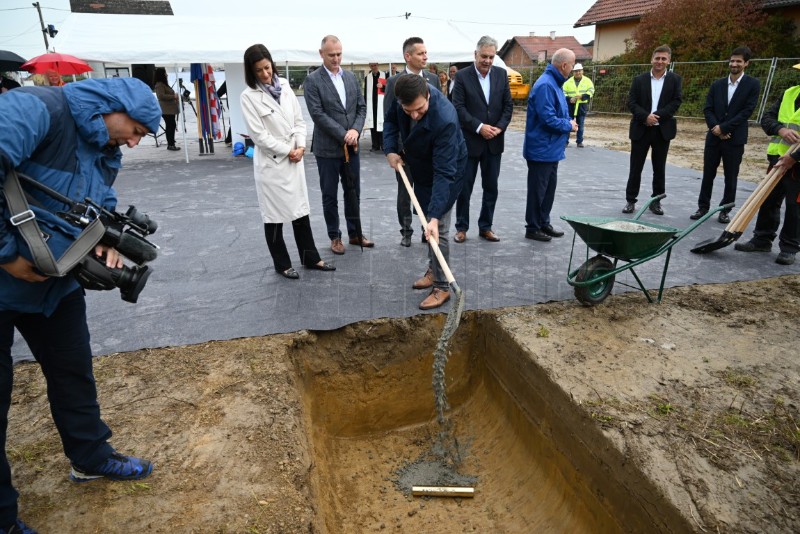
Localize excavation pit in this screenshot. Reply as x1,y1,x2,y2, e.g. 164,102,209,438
291,313,684,533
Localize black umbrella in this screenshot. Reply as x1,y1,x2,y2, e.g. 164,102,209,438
342,144,364,251
0,50,27,72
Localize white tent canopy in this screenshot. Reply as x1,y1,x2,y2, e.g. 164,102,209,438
57,13,497,65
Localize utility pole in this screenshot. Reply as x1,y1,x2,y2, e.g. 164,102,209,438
33,2,49,52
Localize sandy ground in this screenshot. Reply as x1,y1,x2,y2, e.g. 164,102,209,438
7,114,798,533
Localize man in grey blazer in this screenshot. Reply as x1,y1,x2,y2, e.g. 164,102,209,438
304,35,373,255
384,37,440,247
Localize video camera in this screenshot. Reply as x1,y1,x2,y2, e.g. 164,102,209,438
177,78,191,103
63,200,159,304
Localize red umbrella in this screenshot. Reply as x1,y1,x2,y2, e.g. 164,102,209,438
20,53,92,75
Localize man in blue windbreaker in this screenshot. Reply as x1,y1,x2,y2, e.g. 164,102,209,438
522,48,578,242
0,78,160,534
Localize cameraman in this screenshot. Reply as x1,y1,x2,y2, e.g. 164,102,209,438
0,78,160,534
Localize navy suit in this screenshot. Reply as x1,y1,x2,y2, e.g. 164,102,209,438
625,71,683,203
697,74,760,211
384,69,441,238
384,87,467,288
452,65,513,233
303,65,367,239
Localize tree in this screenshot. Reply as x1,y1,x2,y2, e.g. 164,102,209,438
618,0,800,62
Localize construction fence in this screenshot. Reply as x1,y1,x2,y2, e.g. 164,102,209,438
506,57,800,122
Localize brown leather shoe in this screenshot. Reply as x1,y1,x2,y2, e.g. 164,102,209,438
412,268,434,290
454,231,466,243
419,288,450,310
479,230,500,242
331,238,345,255
348,236,375,247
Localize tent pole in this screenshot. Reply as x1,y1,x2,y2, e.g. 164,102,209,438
175,65,189,163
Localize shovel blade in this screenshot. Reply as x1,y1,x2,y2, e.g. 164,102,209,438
690,231,742,254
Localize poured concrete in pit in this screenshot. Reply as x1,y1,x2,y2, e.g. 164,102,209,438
290,314,685,533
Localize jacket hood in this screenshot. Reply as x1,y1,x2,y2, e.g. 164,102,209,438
63,78,161,148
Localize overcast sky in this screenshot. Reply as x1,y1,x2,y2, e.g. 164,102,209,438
1,0,597,63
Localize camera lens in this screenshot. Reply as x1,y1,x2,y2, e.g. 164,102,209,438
116,264,152,304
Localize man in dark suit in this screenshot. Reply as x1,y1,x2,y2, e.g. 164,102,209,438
384,37,441,247
384,74,467,310
304,35,372,255
446,65,458,101
451,35,513,243
623,45,683,215
691,46,760,223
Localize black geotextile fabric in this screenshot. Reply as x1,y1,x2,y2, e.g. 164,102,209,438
11,126,798,361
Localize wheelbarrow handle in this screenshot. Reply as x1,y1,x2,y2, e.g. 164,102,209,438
396,164,457,286
632,194,667,220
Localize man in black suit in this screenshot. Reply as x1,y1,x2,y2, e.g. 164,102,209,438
384,37,441,247
304,35,372,255
452,35,513,243
446,65,458,101
623,45,683,215
691,46,760,223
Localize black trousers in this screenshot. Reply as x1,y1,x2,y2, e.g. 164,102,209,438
626,127,670,202
751,164,800,253
0,290,114,526
698,139,744,211
264,215,322,272
456,151,501,232
163,113,177,147
370,128,382,150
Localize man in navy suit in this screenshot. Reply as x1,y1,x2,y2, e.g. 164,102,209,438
304,35,372,255
384,37,441,247
452,35,513,243
691,46,760,223
384,75,467,310
623,45,683,215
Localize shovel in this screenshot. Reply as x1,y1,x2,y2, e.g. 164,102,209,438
691,143,799,254
397,163,465,464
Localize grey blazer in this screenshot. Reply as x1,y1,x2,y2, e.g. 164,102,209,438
303,66,367,158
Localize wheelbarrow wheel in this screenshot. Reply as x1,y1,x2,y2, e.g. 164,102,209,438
574,255,615,306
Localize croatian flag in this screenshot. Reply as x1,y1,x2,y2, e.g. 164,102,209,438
205,64,222,139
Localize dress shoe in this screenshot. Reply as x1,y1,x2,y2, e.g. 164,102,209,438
348,236,375,247
525,230,552,242
419,288,450,310
718,211,731,224
577,143,584,148
454,231,467,243
776,251,796,265
279,267,299,279
734,240,771,253
167,145,181,151
622,202,636,214
412,268,434,290
331,238,345,255
649,201,664,215
541,225,564,238
689,208,708,220
479,230,500,242
400,235,412,247
305,261,336,271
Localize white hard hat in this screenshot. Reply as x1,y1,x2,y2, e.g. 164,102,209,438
573,63,583,71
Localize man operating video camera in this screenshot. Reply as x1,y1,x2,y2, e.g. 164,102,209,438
0,77,160,534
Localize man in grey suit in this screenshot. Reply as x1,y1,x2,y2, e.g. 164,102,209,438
452,35,513,243
384,37,440,247
304,35,373,255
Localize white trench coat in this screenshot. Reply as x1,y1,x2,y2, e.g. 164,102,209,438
240,78,310,224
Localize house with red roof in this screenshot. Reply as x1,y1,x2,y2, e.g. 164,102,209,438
574,0,800,61
498,32,592,67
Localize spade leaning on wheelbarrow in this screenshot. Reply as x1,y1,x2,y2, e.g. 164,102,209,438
562,195,730,305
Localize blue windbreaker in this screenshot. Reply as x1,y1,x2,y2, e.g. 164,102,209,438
522,64,574,163
0,78,160,315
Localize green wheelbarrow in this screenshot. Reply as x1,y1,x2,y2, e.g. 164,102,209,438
561,195,732,306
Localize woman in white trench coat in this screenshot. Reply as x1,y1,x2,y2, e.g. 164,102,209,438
241,44,335,279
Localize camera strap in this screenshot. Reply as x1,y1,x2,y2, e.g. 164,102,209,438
3,169,106,277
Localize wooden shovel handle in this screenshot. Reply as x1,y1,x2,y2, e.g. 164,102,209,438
397,164,457,285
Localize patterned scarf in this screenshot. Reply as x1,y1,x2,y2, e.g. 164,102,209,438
258,75,282,103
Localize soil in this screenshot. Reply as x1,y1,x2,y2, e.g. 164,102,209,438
7,115,798,533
